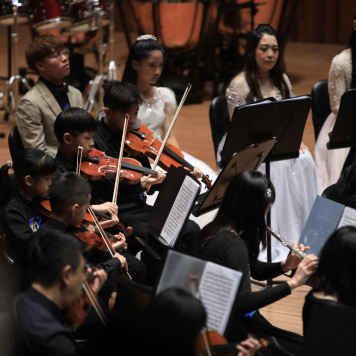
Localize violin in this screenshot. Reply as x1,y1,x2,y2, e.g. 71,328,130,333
81,148,158,184
65,272,107,330
125,123,212,190
39,198,131,253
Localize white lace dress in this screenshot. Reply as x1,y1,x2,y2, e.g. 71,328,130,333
314,48,352,192
138,86,218,228
219,72,321,262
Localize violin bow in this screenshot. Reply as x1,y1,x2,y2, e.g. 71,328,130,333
76,146,83,175
112,114,129,204
82,280,108,327
189,275,214,356
152,84,192,171
87,205,132,280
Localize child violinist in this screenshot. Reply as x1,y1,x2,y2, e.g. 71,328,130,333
53,107,120,225
52,110,146,282
35,172,142,309
0,148,56,290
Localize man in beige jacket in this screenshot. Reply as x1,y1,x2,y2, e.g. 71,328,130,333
16,35,83,157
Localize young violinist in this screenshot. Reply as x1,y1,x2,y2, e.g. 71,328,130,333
0,148,56,291
52,107,120,221
11,230,106,356
95,81,202,284
37,172,146,299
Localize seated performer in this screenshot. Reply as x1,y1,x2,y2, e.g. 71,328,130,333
95,83,201,241
218,24,320,262
302,226,356,355
0,148,56,290
315,16,356,191
121,34,218,228
10,230,107,356
197,171,319,355
16,34,83,157
94,81,202,284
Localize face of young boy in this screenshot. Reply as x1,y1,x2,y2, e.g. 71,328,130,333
71,194,91,226
105,104,139,133
70,131,95,158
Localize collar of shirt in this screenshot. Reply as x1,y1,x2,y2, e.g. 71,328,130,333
39,77,69,97
55,149,77,173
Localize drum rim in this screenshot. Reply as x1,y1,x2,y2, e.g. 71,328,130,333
32,17,71,30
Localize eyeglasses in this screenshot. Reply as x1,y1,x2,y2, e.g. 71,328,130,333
50,48,70,60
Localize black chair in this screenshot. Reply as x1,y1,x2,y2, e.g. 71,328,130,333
113,276,153,314
311,79,331,142
8,125,24,161
209,95,230,166
303,302,356,355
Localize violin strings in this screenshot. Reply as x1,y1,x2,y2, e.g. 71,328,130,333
87,206,115,257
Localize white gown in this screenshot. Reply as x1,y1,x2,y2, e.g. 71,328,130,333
138,86,218,228
314,48,352,192
220,72,321,262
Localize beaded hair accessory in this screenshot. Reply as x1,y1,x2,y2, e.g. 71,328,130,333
7,161,13,169
265,188,272,198
136,34,157,41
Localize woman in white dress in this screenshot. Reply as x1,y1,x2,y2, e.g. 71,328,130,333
122,35,217,227
315,18,356,192
219,24,320,262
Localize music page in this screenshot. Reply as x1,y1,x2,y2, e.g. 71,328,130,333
199,262,242,334
337,206,356,229
161,176,200,247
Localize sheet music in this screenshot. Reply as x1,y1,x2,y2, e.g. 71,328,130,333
337,206,356,229
199,262,242,335
161,176,200,247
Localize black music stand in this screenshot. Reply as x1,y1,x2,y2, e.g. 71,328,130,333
327,89,356,150
135,165,201,261
220,95,311,286
192,138,276,217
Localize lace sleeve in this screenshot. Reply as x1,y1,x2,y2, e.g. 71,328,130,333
225,73,249,119
328,49,352,115
159,87,177,119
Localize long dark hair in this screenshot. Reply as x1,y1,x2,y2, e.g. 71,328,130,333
349,16,356,88
122,37,165,85
312,226,356,306
336,164,356,206
0,148,56,206
198,171,275,260
244,24,290,103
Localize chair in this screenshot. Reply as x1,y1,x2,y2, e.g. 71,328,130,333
303,302,356,355
209,95,230,166
8,125,24,161
113,276,153,314
311,79,331,142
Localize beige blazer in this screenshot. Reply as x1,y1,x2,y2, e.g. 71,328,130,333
16,80,84,157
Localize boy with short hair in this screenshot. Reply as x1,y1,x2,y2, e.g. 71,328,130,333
16,34,83,157
12,230,106,356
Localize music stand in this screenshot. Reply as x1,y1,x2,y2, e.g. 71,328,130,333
192,138,276,217
135,165,201,261
220,95,311,286
327,89,356,150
